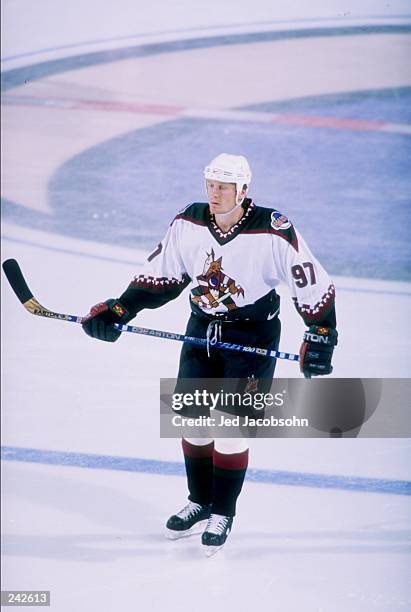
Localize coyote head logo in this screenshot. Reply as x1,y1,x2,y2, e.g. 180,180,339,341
203,248,222,277
191,249,244,311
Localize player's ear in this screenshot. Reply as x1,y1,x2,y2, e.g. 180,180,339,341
238,184,247,200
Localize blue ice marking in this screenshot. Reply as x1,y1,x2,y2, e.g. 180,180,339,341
2,446,410,496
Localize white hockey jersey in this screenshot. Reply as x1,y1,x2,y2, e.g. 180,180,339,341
120,200,336,326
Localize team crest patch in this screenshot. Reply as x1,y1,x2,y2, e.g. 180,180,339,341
271,211,291,231
191,249,244,312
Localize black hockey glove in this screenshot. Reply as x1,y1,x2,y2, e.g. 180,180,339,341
82,299,132,342
299,325,338,377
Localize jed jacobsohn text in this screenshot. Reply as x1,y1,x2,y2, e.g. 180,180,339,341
172,389,286,412
172,415,309,427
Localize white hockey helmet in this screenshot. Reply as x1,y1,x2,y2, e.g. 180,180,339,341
204,153,252,204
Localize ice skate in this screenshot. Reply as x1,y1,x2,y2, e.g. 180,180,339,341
165,501,211,540
201,513,233,556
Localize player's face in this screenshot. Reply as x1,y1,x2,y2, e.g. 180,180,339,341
206,180,237,214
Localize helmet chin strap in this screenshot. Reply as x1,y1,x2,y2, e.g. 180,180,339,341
213,201,243,218
211,187,247,218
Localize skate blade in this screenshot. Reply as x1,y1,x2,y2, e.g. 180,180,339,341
202,544,224,557
165,519,208,540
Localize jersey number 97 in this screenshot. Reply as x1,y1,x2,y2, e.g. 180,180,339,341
291,262,316,288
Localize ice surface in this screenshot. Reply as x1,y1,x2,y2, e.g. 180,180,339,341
1,460,410,612
1,2,411,610
2,231,410,611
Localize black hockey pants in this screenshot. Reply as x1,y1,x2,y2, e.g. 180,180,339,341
175,313,281,416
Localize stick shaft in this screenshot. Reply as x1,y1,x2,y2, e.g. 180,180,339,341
114,323,299,361
2,258,300,361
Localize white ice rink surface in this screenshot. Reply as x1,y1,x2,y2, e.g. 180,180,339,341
2,1,411,610
2,462,410,612
1,231,411,611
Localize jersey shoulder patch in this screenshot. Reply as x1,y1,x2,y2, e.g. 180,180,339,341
245,205,299,251
173,202,208,226
269,210,292,230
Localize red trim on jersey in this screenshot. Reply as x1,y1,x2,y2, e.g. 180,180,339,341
213,449,249,470
131,274,188,292
242,228,299,252
173,214,207,227
293,284,336,323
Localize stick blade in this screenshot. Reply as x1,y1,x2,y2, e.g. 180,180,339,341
2,259,34,303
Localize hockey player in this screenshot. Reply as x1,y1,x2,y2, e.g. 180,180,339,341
82,153,338,556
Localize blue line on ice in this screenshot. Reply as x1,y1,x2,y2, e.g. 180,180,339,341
4,24,411,91
2,446,410,496
5,16,410,63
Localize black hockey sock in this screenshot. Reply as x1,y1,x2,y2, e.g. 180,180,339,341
182,439,214,505
212,449,249,516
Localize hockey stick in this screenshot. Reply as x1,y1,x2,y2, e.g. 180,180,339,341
2,258,299,362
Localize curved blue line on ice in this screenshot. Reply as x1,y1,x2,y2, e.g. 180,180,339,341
4,16,409,64
3,25,410,91
2,446,410,496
